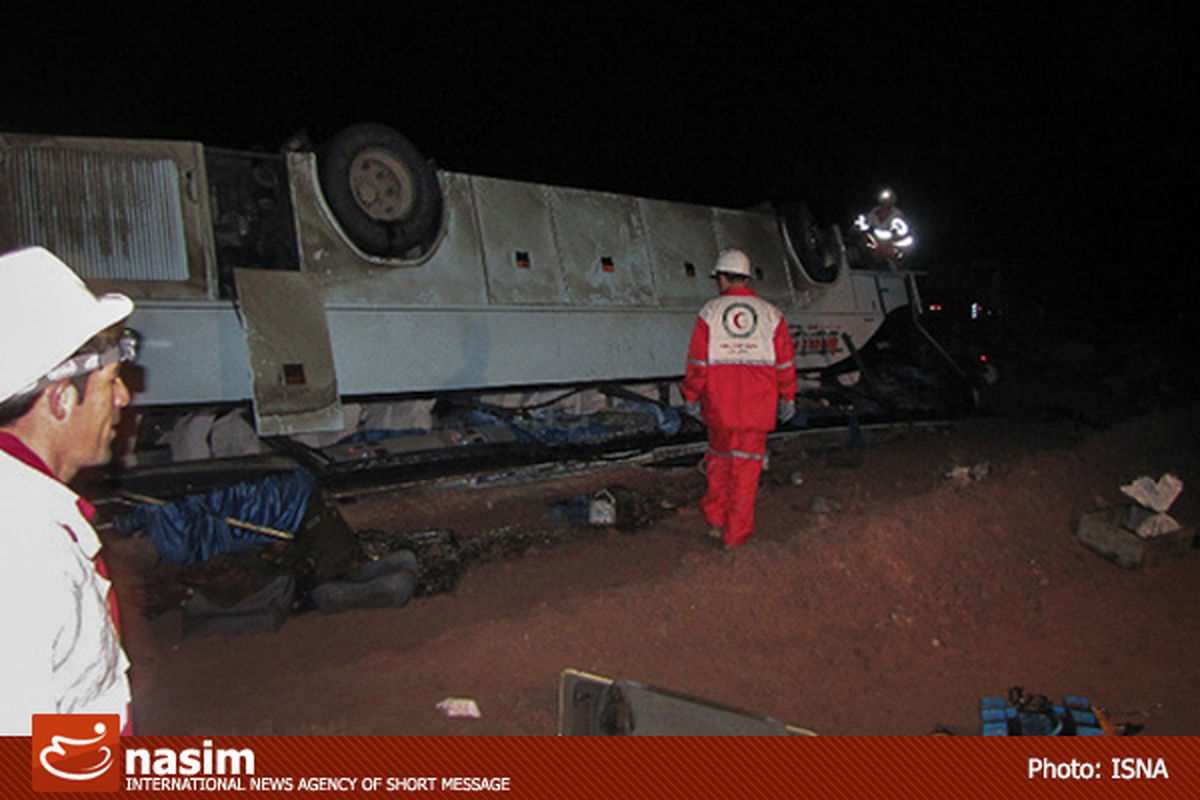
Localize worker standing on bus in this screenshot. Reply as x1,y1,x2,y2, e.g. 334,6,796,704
853,186,915,268
0,247,138,735
682,249,797,548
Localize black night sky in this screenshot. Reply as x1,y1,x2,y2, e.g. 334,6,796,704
2,4,1195,325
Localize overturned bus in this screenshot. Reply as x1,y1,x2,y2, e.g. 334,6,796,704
0,124,953,474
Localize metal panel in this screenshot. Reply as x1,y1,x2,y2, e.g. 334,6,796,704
124,300,695,406
547,185,656,306
0,133,215,300
872,271,912,315
290,157,488,307
326,306,696,394
124,290,890,405
473,176,566,304
712,207,793,306
2,147,187,281
639,197,720,308
784,270,913,370
558,669,799,736
125,301,251,404
234,269,343,436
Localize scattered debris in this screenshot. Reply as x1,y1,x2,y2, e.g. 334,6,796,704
1092,706,1145,737
130,476,366,623
587,489,618,526
1120,473,1183,513
436,697,481,719
980,687,1107,736
1076,472,1191,569
358,522,627,598
356,529,466,597
1076,506,1193,570
945,462,991,485
1123,504,1183,538
548,485,672,532
558,669,813,735
547,495,593,524
1119,473,1184,536
114,470,318,566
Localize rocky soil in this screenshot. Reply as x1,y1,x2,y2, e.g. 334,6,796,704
107,398,1199,736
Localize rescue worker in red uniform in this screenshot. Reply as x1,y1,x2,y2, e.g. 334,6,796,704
0,247,138,735
852,186,915,269
682,249,797,548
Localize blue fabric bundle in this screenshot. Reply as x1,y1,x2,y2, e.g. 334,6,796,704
116,469,317,566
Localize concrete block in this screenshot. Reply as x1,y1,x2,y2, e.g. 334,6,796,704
1075,505,1194,570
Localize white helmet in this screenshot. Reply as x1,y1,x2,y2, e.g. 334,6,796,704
0,247,133,401
711,248,752,278
877,186,896,206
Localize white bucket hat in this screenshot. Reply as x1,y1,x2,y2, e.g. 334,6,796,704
0,247,133,401
711,248,752,278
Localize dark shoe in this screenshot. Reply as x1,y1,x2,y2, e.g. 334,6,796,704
312,568,417,613
346,549,418,582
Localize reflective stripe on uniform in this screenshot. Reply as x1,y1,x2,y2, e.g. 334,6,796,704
712,358,777,367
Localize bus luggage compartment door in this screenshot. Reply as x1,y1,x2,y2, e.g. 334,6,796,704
234,268,343,436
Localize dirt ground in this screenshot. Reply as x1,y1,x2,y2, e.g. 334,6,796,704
104,391,1200,736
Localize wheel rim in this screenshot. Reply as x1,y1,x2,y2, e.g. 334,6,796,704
348,148,417,221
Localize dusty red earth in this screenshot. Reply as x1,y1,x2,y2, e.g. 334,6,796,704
105,397,1200,737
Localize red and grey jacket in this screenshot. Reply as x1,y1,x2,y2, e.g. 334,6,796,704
681,287,797,431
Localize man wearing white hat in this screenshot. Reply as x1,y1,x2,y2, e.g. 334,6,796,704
0,246,138,735
681,249,797,548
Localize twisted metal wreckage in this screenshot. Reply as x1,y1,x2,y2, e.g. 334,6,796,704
1,124,975,624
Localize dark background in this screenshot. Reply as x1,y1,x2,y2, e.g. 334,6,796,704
2,4,1193,326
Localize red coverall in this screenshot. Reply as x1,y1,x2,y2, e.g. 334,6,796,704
681,286,797,547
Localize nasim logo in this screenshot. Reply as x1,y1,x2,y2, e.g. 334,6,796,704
31,714,120,792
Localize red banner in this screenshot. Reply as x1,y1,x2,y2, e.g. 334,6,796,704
3,734,1199,799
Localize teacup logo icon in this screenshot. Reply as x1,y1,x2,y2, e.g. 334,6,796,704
31,714,120,792
40,722,114,780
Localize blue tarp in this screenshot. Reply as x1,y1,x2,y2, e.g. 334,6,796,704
116,469,317,566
